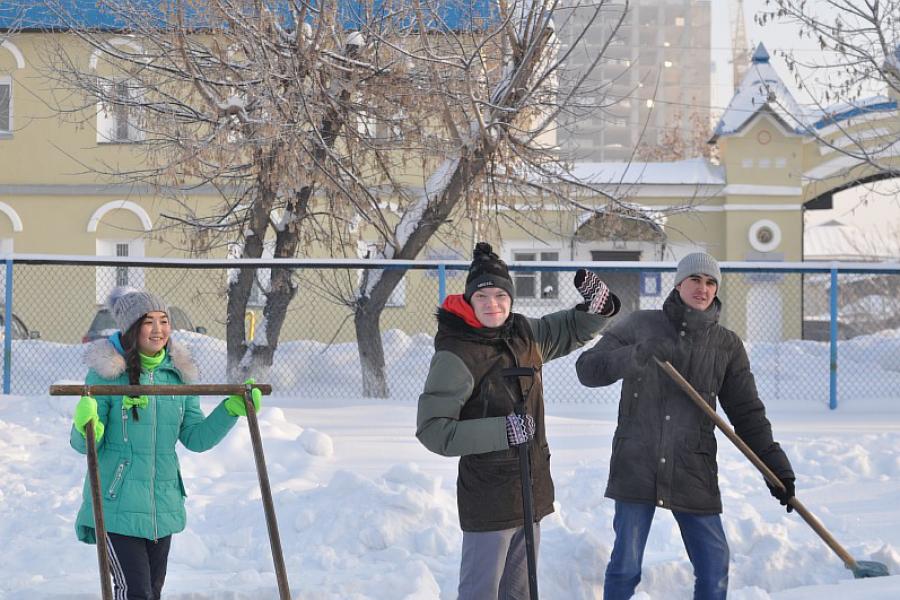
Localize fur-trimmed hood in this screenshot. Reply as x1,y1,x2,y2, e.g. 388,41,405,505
83,335,199,383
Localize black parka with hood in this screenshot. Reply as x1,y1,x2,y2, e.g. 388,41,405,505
576,289,794,514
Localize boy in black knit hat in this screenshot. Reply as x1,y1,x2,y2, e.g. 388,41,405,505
417,242,619,599
463,242,516,302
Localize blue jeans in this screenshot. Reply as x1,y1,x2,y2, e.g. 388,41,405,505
604,501,729,600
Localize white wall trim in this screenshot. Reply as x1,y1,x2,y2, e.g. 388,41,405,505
0,201,23,232
656,203,801,213
0,40,26,69
723,184,802,196
814,109,898,138
560,184,724,199
722,203,802,211
89,37,144,70
731,111,807,140
87,200,152,232
818,128,892,156
803,153,862,181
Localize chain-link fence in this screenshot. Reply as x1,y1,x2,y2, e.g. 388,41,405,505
3,256,900,407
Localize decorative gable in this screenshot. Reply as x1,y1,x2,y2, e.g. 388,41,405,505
711,43,808,141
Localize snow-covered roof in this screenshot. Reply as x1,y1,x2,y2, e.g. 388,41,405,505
714,43,899,140
569,157,725,186
805,219,900,261
808,95,898,130
712,43,809,140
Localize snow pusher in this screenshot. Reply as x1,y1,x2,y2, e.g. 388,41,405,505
51,383,293,599
654,360,890,579
502,366,541,600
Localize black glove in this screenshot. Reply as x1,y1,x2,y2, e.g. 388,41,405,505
633,338,676,368
506,413,535,446
766,476,795,513
574,269,619,316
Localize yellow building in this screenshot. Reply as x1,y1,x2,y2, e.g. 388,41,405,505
3,12,899,347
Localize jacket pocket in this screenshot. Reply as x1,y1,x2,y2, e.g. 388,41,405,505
177,471,188,498
609,434,638,483
106,458,130,500
678,433,717,494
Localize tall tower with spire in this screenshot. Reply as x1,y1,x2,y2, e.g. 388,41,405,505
732,0,751,91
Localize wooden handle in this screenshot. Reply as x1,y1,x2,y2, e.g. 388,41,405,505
655,358,860,571
242,390,292,599
85,421,113,600
50,384,272,396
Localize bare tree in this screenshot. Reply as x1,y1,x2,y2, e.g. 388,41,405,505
634,107,716,162
756,1,900,178
31,0,635,396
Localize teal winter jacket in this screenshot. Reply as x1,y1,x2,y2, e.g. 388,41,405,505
71,334,238,543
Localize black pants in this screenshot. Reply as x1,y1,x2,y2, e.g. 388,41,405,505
107,532,172,600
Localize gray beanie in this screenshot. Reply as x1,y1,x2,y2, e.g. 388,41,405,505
675,252,721,286
108,287,169,333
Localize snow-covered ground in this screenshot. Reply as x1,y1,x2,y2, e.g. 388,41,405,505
1,331,899,599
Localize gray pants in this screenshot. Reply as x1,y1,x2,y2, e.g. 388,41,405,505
458,524,541,600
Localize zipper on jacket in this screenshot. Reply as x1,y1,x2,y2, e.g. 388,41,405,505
148,369,158,541
107,460,129,498
121,406,129,443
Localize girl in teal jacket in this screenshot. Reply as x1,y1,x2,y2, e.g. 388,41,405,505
70,288,261,600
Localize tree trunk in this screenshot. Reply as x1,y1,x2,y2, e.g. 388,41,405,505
352,155,485,397
238,103,339,379
225,151,278,380
225,267,255,379
240,263,297,380
348,24,556,395
354,297,389,398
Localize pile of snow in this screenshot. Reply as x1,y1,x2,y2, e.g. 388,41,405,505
1,335,899,598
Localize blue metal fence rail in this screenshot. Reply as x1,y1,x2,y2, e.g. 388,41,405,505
2,254,900,406
3,258,12,394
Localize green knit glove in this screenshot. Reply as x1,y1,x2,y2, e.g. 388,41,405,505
123,395,149,410
73,395,105,442
224,379,263,417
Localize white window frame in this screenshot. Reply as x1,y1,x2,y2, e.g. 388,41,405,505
0,75,11,135
97,78,145,143
512,250,560,300
95,239,145,304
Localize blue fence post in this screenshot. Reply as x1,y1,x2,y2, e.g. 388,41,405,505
438,263,447,303
3,258,12,394
829,266,838,410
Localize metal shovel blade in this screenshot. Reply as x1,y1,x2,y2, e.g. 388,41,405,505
850,560,890,578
